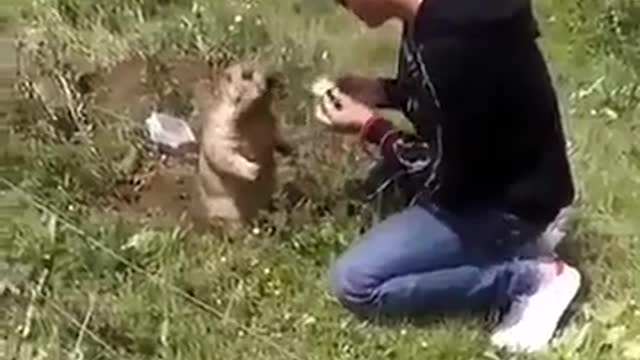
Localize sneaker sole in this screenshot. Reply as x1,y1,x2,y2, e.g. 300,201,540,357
490,264,582,353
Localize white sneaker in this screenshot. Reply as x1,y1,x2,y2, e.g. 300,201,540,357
490,259,582,353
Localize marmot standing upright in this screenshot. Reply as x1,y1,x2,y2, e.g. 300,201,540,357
191,61,291,224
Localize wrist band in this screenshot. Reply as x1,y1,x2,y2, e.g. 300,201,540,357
359,115,398,159
379,129,401,148
358,116,379,158
358,115,382,143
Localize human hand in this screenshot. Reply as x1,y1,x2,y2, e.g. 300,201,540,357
336,75,387,107
314,88,376,134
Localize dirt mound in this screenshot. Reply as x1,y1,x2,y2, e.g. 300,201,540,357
111,154,200,226
108,152,324,231
29,54,368,229
86,56,213,124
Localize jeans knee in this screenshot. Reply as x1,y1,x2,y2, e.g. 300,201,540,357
329,256,378,311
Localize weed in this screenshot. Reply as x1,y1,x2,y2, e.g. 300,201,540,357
2,0,640,359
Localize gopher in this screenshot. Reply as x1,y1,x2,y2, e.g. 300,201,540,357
191,61,291,224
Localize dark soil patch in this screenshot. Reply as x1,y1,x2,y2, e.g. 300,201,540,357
11,51,370,231
107,151,324,232
87,55,310,229
111,154,200,227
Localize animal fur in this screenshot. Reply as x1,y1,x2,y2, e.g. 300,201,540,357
191,61,291,224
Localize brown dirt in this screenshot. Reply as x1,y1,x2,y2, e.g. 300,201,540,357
25,54,366,229
67,55,210,228
107,153,324,233
110,155,200,227
86,56,213,123
105,135,354,230
8,35,372,233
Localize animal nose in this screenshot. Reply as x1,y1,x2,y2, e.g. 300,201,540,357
242,69,253,80
266,75,278,89
266,72,285,90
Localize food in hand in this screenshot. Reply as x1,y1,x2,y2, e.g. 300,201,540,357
311,77,336,97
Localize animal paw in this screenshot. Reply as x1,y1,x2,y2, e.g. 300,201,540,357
239,160,260,181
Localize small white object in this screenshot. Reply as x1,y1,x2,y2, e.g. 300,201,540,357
145,111,196,150
311,77,336,97
311,77,339,126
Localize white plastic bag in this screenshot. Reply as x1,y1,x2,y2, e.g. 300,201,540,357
145,111,196,150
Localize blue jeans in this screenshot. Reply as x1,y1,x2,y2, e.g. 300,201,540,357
329,204,551,319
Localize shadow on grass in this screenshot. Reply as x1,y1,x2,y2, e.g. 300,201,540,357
555,229,591,333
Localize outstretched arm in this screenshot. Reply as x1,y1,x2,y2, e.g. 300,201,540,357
316,89,431,174
335,75,407,111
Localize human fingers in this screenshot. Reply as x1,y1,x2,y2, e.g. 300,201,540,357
327,88,344,110
314,101,333,125
321,91,342,118
331,88,364,108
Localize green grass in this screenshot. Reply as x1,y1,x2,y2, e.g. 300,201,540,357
0,0,24,31
2,0,640,359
